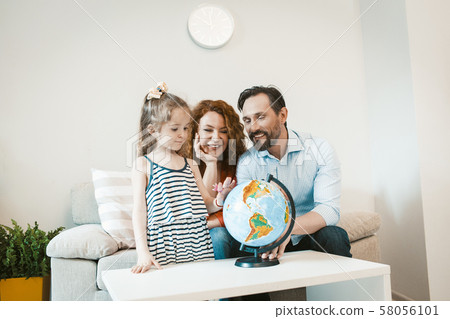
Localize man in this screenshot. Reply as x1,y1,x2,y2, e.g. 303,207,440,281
236,85,351,260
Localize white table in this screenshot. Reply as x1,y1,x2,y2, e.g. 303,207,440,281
102,250,391,301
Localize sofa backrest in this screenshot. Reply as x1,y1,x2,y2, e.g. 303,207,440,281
71,182,101,225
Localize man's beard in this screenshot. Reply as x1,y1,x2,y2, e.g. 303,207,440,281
249,123,282,151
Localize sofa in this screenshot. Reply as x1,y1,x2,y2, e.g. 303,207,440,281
46,182,382,301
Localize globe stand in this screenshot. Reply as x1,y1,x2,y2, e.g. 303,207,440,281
235,249,280,268
234,174,296,268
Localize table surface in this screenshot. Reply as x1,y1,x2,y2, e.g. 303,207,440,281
102,250,390,301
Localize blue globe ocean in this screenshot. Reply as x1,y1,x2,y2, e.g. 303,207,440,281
223,180,289,247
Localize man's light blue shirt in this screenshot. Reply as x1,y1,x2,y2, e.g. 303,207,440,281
236,129,341,245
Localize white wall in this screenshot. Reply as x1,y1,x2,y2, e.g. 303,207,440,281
360,0,450,300
405,0,450,301
359,0,429,300
0,1,373,231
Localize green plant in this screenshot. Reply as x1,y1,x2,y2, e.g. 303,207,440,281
0,219,64,279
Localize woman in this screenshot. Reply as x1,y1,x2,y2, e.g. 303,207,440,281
190,100,247,259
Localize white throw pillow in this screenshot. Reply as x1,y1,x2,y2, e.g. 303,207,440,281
91,168,135,249
46,224,119,260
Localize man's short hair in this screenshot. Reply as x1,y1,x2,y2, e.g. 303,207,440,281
237,85,286,113
237,85,287,128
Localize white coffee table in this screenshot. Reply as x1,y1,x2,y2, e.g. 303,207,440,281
102,250,391,301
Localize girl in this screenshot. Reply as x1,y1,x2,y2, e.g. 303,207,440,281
131,83,235,273
190,100,247,259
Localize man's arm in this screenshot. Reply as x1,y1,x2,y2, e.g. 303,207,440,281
292,138,341,234
264,138,341,259
291,211,326,235
309,138,341,226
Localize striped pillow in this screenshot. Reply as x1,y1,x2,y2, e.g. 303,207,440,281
91,169,135,249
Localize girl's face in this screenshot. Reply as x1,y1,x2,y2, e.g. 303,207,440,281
154,108,191,152
198,111,229,158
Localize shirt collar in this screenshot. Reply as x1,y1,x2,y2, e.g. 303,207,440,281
256,129,305,159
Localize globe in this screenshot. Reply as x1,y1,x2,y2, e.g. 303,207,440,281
223,175,296,267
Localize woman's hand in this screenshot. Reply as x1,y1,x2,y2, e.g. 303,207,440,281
131,251,162,274
214,177,236,206
194,133,219,165
206,214,221,229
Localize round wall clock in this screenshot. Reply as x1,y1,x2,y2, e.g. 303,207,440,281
187,4,235,49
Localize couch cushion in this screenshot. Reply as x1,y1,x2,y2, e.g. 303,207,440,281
92,169,135,249
337,211,381,242
46,224,119,260
350,235,380,262
72,182,101,225
97,249,137,291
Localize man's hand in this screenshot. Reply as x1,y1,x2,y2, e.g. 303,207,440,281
261,235,291,260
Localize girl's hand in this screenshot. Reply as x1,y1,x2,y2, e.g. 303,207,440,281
215,177,236,206
131,251,162,273
194,133,219,165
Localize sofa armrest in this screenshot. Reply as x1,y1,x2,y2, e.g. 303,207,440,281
50,257,101,300
338,211,381,242
47,224,119,260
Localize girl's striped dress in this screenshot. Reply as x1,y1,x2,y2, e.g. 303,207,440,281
144,156,214,265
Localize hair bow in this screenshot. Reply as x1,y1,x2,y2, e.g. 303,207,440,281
146,82,168,100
